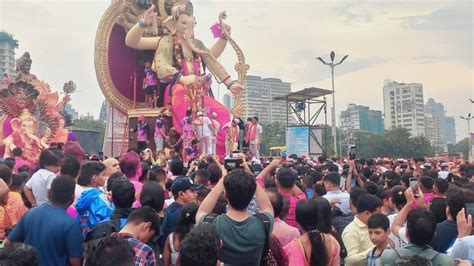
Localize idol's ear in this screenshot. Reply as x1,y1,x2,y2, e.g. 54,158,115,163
10,118,22,132
162,16,176,35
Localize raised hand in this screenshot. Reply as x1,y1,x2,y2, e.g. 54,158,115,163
456,208,473,238
404,187,415,204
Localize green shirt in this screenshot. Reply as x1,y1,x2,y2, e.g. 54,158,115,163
379,244,455,266
202,212,274,266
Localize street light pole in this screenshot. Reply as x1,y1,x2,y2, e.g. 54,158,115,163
317,52,348,157
460,113,473,161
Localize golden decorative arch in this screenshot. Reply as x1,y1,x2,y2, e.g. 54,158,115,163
94,0,147,113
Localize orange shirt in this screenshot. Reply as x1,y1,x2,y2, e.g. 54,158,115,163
0,191,28,237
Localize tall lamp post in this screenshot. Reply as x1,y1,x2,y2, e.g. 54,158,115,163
460,113,473,161
316,51,348,157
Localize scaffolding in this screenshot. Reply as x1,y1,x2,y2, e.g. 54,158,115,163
274,87,333,156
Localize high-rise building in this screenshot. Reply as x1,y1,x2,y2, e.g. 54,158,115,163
340,104,384,135
63,104,79,120
222,93,232,109
99,101,107,123
424,113,443,150
0,31,18,76
422,98,457,151
444,116,456,145
383,80,425,136
424,98,446,151
241,75,291,124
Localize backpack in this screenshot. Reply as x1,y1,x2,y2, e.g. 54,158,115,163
86,218,164,266
85,218,124,242
393,246,439,266
203,212,272,266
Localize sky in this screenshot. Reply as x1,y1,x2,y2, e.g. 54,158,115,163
0,0,472,142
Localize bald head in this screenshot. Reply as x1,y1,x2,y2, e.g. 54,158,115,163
103,158,120,177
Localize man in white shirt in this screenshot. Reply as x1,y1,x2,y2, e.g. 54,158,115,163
323,172,351,215
448,208,474,263
438,162,450,179
209,112,220,155
255,117,263,154
249,117,262,160
193,112,213,155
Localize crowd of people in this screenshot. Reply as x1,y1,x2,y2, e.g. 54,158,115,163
0,141,473,266
132,114,263,163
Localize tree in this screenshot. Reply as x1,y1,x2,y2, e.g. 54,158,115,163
260,122,286,155
0,31,19,49
353,128,435,158
71,115,106,147
72,115,105,132
452,138,469,158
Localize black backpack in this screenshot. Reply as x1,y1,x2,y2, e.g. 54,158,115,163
203,212,271,266
85,219,123,242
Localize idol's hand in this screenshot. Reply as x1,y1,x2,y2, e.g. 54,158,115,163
142,5,158,26
229,82,244,94
179,75,198,86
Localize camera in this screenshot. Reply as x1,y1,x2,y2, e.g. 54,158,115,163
224,158,243,170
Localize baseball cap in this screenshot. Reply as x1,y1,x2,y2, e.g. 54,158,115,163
440,162,449,167
171,177,202,196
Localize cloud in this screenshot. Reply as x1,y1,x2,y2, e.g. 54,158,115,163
399,2,472,31
411,55,452,64
281,50,391,84
332,2,375,23
397,2,473,68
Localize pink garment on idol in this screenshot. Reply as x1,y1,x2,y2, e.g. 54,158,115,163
164,83,230,156
13,156,34,174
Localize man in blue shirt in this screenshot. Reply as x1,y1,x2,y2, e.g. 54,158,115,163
430,193,466,253
160,177,201,248
6,175,83,266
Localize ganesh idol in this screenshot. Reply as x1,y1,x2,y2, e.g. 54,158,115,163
124,0,246,155
2,109,50,163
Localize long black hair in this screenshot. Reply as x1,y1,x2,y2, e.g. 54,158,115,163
175,202,198,241
295,197,332,266
140,181,165,213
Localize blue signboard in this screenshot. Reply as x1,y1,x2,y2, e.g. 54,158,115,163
286,127,309,156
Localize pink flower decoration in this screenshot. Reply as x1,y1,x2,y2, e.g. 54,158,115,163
210,22,224,39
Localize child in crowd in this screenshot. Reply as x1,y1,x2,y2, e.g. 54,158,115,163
367,213,392,266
